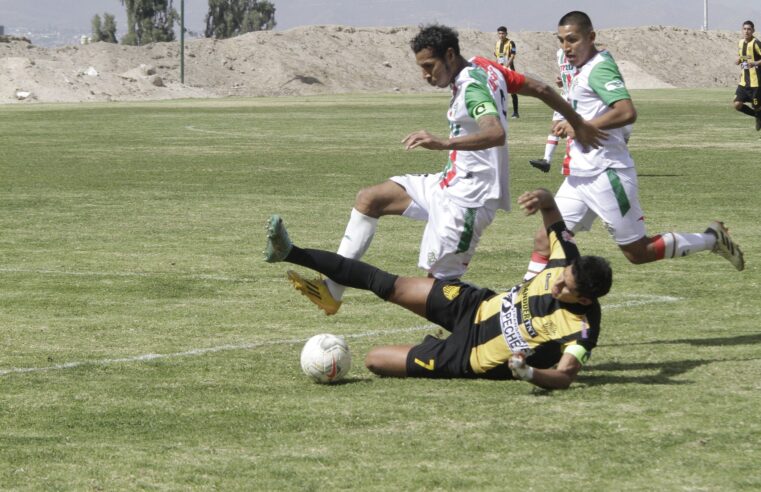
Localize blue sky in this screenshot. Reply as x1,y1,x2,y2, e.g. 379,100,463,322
2,0,760,35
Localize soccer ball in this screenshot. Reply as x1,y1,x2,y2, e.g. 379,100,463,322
300,333,352,384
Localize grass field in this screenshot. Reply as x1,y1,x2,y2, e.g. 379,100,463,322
1,89,760,490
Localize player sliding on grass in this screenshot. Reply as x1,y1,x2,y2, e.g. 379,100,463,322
523,11,744,281
265,188,612,390
288,23,607,316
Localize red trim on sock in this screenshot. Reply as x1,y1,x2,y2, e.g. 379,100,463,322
562,138,572,176
650,234,666,260
530,252,549,263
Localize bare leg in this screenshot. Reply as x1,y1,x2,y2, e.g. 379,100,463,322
365,278,436,377
387,277,435,317
365,345,415,377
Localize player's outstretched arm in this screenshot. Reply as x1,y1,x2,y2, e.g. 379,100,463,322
510,352,581,390
518,76,607,149
517,188,563,230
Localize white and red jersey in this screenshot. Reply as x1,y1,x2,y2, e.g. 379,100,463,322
564,50,634,177
557,48,577,99
438,56,524,211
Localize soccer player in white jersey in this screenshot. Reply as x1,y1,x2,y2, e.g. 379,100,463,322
523,11,744,282
288,24,606,315
529,48,577,173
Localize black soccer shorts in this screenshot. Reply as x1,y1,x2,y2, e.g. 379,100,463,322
405,280,503,379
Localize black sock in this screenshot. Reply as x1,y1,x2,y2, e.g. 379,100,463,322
739,105,756,117
512,94,519,113
285,246,398,300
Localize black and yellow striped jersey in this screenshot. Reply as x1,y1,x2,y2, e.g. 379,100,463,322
468,221,600,375
494,39,516,65
738,37,761,87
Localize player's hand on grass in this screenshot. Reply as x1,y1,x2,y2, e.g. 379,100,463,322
402,130,447,150
509,352,534,381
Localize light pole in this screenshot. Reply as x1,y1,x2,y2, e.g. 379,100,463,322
703,0,708,31
180,0,185,83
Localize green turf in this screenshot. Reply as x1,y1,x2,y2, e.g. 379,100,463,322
0,90,759,490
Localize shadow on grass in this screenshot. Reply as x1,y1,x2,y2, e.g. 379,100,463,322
326,376,373,386
577,355,761,387
576,359,707,386
604,332,761,348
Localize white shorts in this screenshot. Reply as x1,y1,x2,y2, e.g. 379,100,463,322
390,173,497,279
555,167,646,245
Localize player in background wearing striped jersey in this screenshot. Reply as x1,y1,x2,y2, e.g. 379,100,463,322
523,11,744,282
288,24,606,316
733,20,761,131
495,26,520,118
265,188,612,390
529,48,578,173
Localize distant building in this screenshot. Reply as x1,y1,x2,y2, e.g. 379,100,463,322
0,25,5,36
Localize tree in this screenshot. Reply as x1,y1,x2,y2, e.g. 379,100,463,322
120,0,178,46
204,0,276,39
91,14,103,42
91,13,119,43
102,14,118,43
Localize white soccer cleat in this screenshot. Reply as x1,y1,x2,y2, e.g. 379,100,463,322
706,221,744,271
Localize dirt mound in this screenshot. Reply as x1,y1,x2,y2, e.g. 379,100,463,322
0,25,741,104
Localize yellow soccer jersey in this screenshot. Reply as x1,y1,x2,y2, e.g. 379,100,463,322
467,221,600,375
738,37,761,87
494,39,516,66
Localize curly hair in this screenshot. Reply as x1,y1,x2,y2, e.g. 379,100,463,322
571,255,612,300
410,24,460,58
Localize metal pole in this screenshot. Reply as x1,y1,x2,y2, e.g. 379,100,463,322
703,0,708,31
180,0,185,83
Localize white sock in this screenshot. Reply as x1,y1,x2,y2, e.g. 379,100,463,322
325,208,379,300
652,232,715,259
523,252,549,282
544,135,560,162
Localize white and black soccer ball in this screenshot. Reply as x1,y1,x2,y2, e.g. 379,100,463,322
300,333,352,384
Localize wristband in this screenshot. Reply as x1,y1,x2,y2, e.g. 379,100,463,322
565,344,589,365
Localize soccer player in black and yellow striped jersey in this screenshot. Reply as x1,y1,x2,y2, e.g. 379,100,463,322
264,188,613,390
495,26,520,118
733,20,761,131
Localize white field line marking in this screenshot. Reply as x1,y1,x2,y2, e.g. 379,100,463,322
0,267,252,283
185,125,247,137
0,295,680,377
0,325,435,377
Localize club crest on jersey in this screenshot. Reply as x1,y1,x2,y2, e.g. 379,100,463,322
442,284,461,301
428,251,438,265
604,79,625,91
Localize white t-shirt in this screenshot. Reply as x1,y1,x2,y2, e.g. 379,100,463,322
437,57,520,211
566,50,634,177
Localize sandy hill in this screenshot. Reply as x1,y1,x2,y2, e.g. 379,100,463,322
0,25,742,104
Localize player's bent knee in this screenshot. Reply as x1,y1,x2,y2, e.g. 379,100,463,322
354,186,379,215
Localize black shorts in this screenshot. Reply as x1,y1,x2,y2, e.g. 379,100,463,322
405,280,510,379
735,85,761,108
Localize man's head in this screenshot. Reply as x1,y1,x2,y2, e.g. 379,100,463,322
742,21,755,41
551,255,612,305
557,10,597,67
497,26,507,40
410,24,463,88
